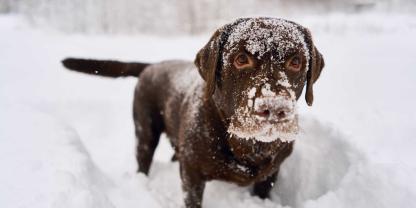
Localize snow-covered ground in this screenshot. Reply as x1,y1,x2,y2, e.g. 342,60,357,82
1,14,416,207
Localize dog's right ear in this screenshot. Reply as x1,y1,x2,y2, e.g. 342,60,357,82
194,30,222,97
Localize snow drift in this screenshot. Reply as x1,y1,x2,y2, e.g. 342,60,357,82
0,104,114,208
1,103,414,208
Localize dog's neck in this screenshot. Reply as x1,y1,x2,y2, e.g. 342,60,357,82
204,94,229,127
202,96,294,178
225,133,294,178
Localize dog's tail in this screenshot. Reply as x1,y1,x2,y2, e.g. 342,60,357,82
62,58,150,78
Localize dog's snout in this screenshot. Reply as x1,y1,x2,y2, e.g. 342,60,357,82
253,97,295,121
254,106,290,120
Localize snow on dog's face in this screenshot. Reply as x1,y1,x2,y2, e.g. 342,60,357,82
195,17,325,143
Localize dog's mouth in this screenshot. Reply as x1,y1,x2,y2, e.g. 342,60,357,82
228,115,299,143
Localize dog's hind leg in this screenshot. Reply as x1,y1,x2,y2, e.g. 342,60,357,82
133,91,164,175
134,110,164,174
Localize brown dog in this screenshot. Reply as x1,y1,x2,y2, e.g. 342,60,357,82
62,17,324,208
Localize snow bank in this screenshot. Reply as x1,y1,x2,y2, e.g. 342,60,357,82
275,117,416,208
0,104,114,208
1,105,413,208
0,103,162,208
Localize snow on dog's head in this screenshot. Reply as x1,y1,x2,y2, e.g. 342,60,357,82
195,17,325,143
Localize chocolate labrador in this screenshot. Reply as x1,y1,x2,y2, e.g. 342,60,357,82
62,17,324,208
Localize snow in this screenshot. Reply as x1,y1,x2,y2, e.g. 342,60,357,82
1,14,416,208
228,116,299,143
277,71,291,88
260,83,276,97
0,105,115,208
222,18,310,69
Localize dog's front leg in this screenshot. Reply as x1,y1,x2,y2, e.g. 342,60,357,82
252,142,294,199
252,171,278,199
180,163,206,208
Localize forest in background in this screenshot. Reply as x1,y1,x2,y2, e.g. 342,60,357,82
1,0,415,35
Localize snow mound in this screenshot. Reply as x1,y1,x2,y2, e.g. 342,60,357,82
0,105,414,208
273,116,359,207
275,116,415,208
0,104,114,208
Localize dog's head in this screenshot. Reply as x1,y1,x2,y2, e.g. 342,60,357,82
195,17,324,143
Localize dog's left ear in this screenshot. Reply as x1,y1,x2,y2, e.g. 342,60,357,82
303,28,325,106
194,30,222,97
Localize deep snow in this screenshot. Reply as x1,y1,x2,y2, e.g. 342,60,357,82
1,14,416,207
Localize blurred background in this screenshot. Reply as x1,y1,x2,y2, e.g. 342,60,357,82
1,0,416,35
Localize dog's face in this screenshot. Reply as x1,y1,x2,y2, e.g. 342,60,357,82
195,18,324,143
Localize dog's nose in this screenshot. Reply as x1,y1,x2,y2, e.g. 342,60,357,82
253,97,294,121
254,106,291,121
275,107,290,120
254,108,271,118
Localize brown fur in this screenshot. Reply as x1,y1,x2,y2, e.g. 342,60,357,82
62,18,324,208
62,58,149,77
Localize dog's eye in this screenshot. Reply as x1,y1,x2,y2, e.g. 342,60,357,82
285,55,302,72
233,52,253,69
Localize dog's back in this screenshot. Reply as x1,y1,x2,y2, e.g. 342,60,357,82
133,60,204,147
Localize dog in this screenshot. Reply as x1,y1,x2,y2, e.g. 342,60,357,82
62,17,324,208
